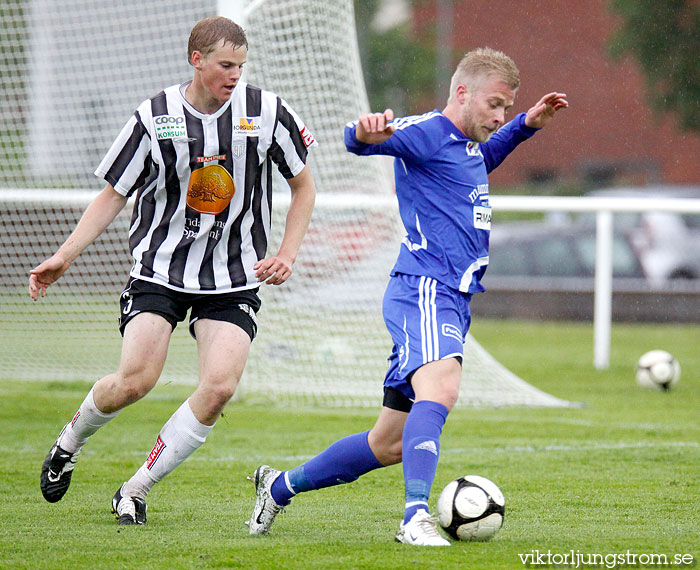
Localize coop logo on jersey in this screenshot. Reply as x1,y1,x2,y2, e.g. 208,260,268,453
474,205,492,230
146,435,166,470
233,117,261,136
300,125,316,148
154,115,189,140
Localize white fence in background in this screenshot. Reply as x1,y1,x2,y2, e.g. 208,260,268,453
491,195,700,369
3,190,700,370
312,193,700,370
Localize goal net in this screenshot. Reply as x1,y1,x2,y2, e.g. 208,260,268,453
0,0,574,408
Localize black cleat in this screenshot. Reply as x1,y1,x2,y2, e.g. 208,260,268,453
112,484,147,525
40,427,81,503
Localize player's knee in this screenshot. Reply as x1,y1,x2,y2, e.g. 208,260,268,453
201,378,238,409
118,355,162,386
372,438,403,466
383,443,403,466
116,373,157,404
413,359,461,410
417,386,459,411
430,375,461,410
212,383,236,406
441,386,460,411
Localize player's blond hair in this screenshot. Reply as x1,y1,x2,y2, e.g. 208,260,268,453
187,17,247,63
448,48,520,103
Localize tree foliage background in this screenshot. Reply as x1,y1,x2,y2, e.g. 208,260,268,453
609,0,700,132
354,0,437,116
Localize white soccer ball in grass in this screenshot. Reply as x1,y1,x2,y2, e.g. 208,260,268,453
636,350,681,391
437,475,505,541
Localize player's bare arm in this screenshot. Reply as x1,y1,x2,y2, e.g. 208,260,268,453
524,92,568,129
356,109,396,145
29,183,127,301
254,163,316,286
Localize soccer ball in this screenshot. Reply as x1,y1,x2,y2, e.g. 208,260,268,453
635,350,680,391
436,475,505,541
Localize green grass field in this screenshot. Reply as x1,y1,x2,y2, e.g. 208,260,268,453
0,319,698,569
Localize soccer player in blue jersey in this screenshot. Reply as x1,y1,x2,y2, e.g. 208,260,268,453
248,47,567,545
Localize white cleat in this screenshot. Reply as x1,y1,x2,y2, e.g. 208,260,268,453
247,465,284,535
395,509,451,546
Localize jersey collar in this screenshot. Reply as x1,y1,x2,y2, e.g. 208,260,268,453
178,80,235,120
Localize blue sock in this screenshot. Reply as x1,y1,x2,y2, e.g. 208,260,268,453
270,430,383,506
402,400,449,524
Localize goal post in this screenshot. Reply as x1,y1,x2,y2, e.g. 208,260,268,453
0,0,575,408
0,188,574,409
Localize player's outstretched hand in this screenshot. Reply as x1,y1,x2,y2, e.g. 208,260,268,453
356,109,396,144
524,92,568,129
29,254,70,301
254,254,293,286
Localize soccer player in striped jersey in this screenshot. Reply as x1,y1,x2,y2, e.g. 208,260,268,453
248,48,567,545
29,16,317,525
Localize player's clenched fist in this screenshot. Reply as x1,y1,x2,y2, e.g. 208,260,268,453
356,109,396,144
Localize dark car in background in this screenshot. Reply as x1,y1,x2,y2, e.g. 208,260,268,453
476,188,700,322
579,186,700,285
484,222,646,288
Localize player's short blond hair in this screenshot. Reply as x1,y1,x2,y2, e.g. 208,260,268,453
448,47,520,103
187,17,247,64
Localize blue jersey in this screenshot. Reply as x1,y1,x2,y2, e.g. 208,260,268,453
345,111,537,293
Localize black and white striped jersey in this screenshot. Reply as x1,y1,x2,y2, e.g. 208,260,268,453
95,80,317,294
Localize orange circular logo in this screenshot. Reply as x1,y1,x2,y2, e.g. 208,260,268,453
186,165,235,215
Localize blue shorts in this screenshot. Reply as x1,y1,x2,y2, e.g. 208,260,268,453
383,273,472,403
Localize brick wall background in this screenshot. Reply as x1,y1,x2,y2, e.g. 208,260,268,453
414,0,700,187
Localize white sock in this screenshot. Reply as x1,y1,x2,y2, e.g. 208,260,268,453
59,387,119,453
122,399,213,499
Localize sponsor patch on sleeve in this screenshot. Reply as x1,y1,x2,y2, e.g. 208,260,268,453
300,125,316,148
